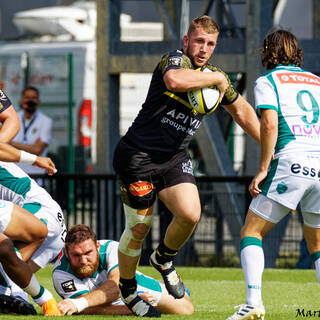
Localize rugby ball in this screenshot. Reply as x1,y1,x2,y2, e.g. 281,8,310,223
187,67,221,115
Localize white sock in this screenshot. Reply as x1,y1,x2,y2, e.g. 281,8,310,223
315,259,320,282
32,288,54,306
11,248,53,306
311,252,320,283
241,244,264,306
22,274,53,306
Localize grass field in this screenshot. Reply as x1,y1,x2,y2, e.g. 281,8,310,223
0,265,317,319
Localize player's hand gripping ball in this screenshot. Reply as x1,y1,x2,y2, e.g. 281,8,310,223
187,67,221,115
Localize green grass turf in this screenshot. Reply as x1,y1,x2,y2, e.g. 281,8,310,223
0,265,317,319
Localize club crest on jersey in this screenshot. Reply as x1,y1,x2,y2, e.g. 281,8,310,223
129,181,153,197
61,280,76,293
167,56,182,67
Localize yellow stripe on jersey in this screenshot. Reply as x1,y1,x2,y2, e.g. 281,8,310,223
164,91,197,115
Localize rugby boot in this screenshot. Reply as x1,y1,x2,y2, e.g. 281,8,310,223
121,292,161,317
149,251,185,299
0,294,37,315
226,303,265,320
41,298,62,316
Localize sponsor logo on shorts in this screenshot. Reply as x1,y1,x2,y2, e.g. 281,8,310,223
182,160,193,175
120,186,127,193
61,280,76,293
291,163,320,178
129,181,153,197
276,182,288,194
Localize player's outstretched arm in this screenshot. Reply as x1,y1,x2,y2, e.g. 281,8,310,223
0,142,57,175
11,137,48,156
249,108,278,197
58,268,121,315
0,105,20,143
33,156,57,176
224,94,260,144
59,299,131,316
164,68,229,93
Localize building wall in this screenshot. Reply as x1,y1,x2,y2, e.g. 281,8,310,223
0,0,313,41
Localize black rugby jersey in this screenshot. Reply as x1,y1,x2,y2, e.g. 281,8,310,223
124,49,238,157
0,89,12,113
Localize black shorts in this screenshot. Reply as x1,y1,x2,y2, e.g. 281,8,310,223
113,139,196,209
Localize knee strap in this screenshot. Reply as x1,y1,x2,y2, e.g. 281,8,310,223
118,204,153,257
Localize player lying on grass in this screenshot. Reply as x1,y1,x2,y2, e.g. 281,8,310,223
53,225,194,316
0,142,63,316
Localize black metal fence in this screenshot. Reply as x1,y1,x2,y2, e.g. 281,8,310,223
33,174,307,268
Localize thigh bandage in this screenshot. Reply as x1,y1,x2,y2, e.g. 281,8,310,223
118,204,153,257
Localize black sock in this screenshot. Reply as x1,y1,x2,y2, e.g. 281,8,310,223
119,277,137,299
155,241,178,264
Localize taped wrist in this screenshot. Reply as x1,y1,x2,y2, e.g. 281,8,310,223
67,297,88,313
19,151,37,164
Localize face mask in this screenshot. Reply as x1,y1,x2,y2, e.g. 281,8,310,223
24,100,37,112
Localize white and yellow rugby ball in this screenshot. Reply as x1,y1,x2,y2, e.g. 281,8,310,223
187,67,221,115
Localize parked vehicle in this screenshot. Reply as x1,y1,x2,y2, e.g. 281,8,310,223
0,1,162,172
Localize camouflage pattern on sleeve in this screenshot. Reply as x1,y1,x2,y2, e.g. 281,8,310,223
205,64,238,105
159,50,193,74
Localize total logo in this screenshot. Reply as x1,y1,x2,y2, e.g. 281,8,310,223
129,181,153,197
291,163,320,178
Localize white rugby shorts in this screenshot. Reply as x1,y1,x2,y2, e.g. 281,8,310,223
29,201,66,268
0,200,13,233
250,154,320,227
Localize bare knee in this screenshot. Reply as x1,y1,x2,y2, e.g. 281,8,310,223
131,223,150,240
178,212,201,228
240,225,266,240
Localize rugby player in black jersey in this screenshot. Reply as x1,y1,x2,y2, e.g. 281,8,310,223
113,15,260,317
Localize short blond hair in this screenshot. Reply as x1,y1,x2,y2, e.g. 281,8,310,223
187,15,219,36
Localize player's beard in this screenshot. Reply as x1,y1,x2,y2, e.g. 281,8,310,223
186,45,209,67
73,251,100,279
